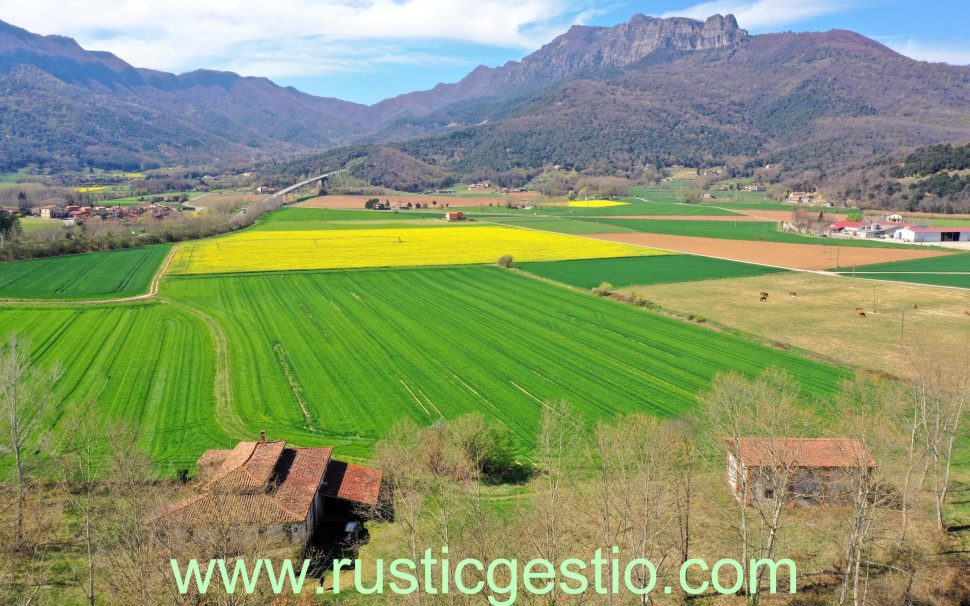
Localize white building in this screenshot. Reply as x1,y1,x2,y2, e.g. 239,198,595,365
895,227,970,243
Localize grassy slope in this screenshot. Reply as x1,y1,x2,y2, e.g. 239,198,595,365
0,245,171,300
519,255,786,290
163,266,846,459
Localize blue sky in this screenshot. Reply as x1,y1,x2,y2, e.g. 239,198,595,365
1,1,967,104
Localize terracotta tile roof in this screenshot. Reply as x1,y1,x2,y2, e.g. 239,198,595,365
273,447,333,518
207,440,286,492
726,438,874,468
321,460,384,506
167,439,381,527
158,493,304,526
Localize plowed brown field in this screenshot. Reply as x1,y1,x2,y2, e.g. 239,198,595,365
583,232,951,270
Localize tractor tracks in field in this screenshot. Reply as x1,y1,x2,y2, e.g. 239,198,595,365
164,297,248,439
0,243,180,306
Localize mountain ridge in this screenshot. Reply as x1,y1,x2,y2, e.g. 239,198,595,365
1,14,968,180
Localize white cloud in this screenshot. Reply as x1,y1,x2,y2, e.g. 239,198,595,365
885,39,970,66
0,0,599,77
661,0,852,30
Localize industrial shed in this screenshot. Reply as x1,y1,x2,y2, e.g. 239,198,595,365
894,227,970,243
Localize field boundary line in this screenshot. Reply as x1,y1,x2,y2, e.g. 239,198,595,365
476,218,970,292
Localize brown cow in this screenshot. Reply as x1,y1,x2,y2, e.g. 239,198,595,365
789,291,797,298
760,292,768,302
855,306,864,313
858,310,867,318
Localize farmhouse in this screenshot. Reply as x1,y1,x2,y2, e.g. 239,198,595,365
37,204,65,219
726,437,874,506
444,211,465,222
157,432,383,546
787,191,817,204
894,227,970,243
828,220,864,236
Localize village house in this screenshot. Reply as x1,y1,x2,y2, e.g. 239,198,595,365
157,433,383,546
828,220,865,236
743,183,767,192
726,437,874,506
37,204,65,219
787,191,817,204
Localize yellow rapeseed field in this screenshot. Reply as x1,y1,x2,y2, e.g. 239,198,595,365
168,225,668,275
544,199,630,208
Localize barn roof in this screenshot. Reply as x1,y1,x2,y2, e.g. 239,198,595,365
321,460,384,506
158,436,380,527
830,221,864,229
906,227,970,233
726,437,874,468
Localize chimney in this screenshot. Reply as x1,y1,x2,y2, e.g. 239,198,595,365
259,430,266,443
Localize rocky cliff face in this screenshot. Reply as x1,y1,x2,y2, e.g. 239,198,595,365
371,14,747,120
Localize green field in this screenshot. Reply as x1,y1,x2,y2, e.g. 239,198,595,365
0,245,170,300
457,200,740,217
0,302,223,470
481,216,638,234
519,255,786,290
832,253,970,288
254,207,442,230
160,266,846,460
584,218,938,249
19,217,64,234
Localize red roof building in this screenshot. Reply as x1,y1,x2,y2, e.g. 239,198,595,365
726,438,874,506
829,221,864,231
159,433,383,543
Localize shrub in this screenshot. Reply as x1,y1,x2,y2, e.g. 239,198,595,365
591,281,614,296
497,255,513,268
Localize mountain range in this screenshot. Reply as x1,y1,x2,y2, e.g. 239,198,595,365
2,14,969,184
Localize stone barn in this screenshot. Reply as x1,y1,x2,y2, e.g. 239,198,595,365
158,432,383,546
726,437,874,506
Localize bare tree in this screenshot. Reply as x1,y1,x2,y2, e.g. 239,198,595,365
835,376,906,606
0,333,62,546
702,368,806,604
907,342,969,531
59,400,107,606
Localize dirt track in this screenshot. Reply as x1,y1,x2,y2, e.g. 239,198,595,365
583,233,951,271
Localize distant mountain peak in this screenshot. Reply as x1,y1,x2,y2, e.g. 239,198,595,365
373,13,748,120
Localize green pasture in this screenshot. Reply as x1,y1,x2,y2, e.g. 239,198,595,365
519,255,786,290
832,253,970,288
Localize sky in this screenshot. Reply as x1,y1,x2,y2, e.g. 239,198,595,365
1,0,968,104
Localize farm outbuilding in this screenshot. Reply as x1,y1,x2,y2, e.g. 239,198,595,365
895,227,970,243
157,432,383,546
726,437,874,506
444,211,465,222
